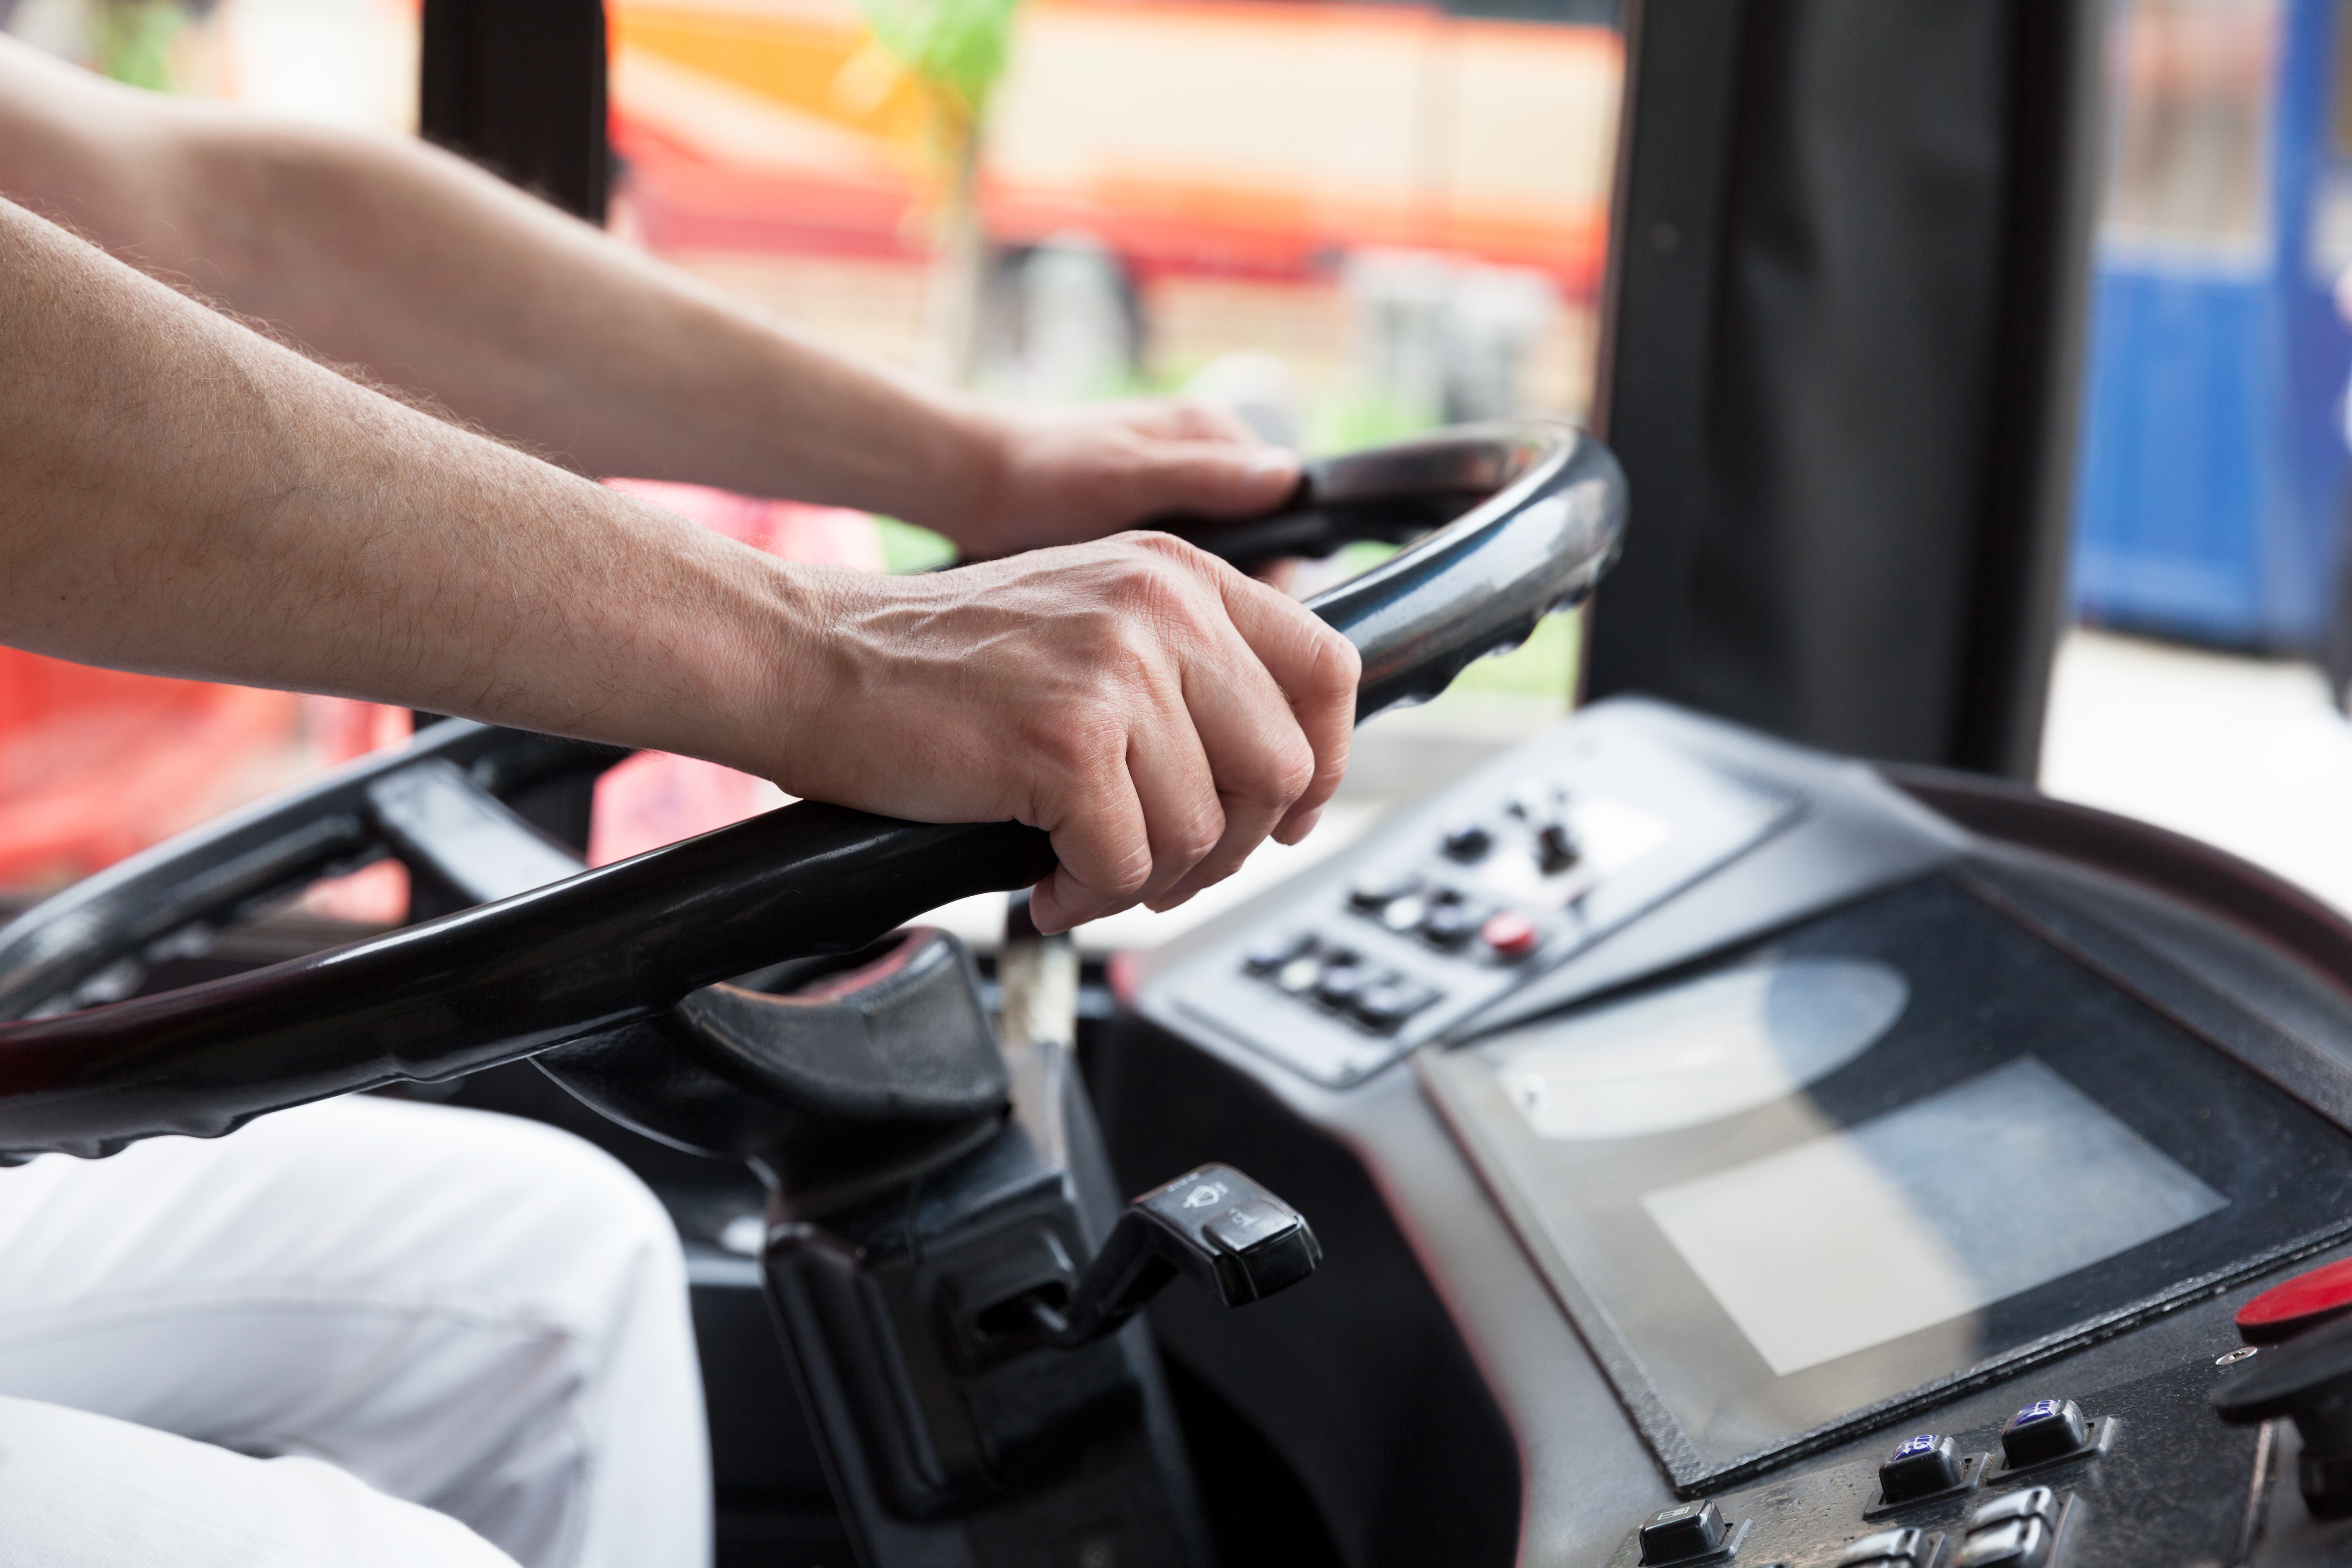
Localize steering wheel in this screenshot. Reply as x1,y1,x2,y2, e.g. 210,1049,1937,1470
0,420,1622,1161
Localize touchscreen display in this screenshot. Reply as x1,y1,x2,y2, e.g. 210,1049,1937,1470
1418,875,2352,1485
1641,1056,2226,1375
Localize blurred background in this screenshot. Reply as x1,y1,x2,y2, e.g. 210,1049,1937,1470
15,0,2352,944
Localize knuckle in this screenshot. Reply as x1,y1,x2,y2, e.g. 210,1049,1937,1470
1172,808,1225,867
1111,572,1215,650
1230,735,1314,809
1127,529,1197,561
1308,628,1362,699
1101,842,1154,899
1104,557,1181,616
1267,736,1318,802
1039,709,1120,771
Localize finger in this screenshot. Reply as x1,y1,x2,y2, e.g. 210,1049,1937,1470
1158,398,1263,445
1121,440,1300,521
1112,397,1260,446
1123,690,1229,909
1253,557,1300,593
1029,759,1151,934
1213,568,1360,837
1148,631,1316,910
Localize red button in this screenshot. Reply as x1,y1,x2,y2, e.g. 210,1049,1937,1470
2238,1256,2352,1344
1481,910,1541,960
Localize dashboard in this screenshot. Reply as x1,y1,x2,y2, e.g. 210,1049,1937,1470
1097,697,2352,1568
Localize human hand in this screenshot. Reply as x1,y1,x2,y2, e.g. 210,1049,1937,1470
944,398,1302,557
765,532,1358,932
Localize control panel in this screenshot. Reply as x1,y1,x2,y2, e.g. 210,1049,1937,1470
1115,698,2352,1568
1602,1358,2244,1568
1168,717,1798,1085
1588,1242,2352,1568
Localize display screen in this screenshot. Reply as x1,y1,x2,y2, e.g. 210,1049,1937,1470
1641,1056,2226,1375
1420,875,2352,1484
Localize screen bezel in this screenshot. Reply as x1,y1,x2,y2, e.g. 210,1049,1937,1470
1421,872,2352,1489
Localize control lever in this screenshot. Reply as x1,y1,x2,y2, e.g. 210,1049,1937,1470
2215,1311,2352,1516
990,1163,1322,1349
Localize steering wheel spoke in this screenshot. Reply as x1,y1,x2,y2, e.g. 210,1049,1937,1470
369,758,588,906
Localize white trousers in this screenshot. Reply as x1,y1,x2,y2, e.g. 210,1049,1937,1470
0,1094,713,1568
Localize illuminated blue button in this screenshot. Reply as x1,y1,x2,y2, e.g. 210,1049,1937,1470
1879,1433,1964,1503
2000,1398,2089,1468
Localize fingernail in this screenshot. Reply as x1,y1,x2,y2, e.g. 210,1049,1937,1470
1276,807,1323,845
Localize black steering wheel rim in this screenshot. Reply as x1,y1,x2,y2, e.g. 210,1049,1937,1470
0,419,1622,1159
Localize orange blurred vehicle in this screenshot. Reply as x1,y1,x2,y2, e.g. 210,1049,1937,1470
0,656,384,893
609,0,1620,294
0,493,879,910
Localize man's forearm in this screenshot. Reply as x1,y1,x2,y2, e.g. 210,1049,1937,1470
0,186,1356,931
0,194,825,774
0,39,999,532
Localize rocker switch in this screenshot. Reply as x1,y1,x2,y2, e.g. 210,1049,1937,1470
1638,1501,1729,1565
1879,1434,1964,1503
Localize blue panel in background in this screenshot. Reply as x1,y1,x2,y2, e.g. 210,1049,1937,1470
2075,269,2275,642
2070,0,2352,652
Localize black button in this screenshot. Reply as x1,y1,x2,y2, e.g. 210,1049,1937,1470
2000,1400,2089,1468
1244,934,1313,975
1878,1433,1963,1503
1421,900,1480,948
1349,980,1442,1032
1348,870,1419,910
1442,823,1493,861
1638,1500,1728,1565
1536,820,1582,873
1312,960,1370,1009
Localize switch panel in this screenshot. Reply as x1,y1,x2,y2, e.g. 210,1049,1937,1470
1150,715,1799,1086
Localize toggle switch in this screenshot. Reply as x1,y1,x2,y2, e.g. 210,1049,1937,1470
1967,1489,2053,1531
1536,819,1582,875
1954,1517,2048,1568
1836,1527,1926,1567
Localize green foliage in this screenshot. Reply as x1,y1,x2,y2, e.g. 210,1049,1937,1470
874,516,961,574
95,0,188,91
1444,605,1580,704
856,0,1021,120
1307,389,1442,457
1295,541,1580,708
